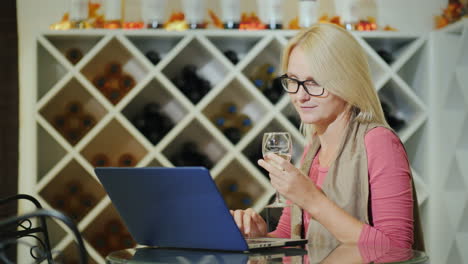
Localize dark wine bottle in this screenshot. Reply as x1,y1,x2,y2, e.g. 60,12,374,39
106,62,122,76
65,101,83,115
223,50,239,64
118,153,136,167
120,74,136,92
145,50,161,65
65,48,83,65
92,153,111,167
223,127,242,144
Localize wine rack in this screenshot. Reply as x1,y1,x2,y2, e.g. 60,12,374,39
20,28,434,263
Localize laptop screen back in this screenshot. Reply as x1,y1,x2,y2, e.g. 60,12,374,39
95,167,249,251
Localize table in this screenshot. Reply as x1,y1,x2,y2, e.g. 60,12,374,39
106,243,429,263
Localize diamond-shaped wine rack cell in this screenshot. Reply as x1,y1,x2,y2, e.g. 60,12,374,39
162,119,226,170
162,36,229,106
81,119,148,168
81,37,150,106
122,78,188,146
39,159,106,225
214,159,268,210
242,37,285,105
202,77,269,145
37,40,68,100
39,78,108,147
46,35,103,67
378,78,426,142
126,35,184,67
83,203,136,260
206,35,262,67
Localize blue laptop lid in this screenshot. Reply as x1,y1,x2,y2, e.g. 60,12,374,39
94,167,249,251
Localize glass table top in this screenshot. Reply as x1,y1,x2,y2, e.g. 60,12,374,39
106,243,429,264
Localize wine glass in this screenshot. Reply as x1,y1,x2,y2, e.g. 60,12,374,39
262,132,292,208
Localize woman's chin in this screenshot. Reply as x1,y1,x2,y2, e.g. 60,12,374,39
299,115,321,125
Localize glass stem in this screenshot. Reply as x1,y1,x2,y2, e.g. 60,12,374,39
275,191,282,204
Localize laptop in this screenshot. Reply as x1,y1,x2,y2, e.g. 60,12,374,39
94,167,307,252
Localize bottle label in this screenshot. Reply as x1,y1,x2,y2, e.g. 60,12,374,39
142,0,167,22
221,0,240,22
105,0,122,20
70,0,88,21
299,1,317,28
182,0,205,24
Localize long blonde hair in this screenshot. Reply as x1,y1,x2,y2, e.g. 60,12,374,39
281,23,388,138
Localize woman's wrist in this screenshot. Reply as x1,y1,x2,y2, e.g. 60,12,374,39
302,186,327,219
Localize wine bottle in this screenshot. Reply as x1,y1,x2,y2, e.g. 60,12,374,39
91,233,108,256
221,0,241,29
65,48,83,65
261,76,283,103
182,0,206,29
92,153,111,167
142,0,167,29
223,50,239,64
66,180,82,195
145,50,161,65
106,219,124,234
106,62,122,77
377,49,394,64
80,193,97,210
93,75,108,91
237,191,253,208
69,0,89,29
53,115,67,131
234,113,253,134
118,153,136,167
52,194,67,211
104,0,122,29
66,101,83,115
120,233,136,248
120,74,136,94
257,0,284,29
81,114,96,131
222,127,242,144
219,178,240,193
250,64,276,91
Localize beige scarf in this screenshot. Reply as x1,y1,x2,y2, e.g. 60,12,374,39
290,119,425,251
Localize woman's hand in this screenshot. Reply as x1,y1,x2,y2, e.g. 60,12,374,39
230,208,267,238
258,153,324,213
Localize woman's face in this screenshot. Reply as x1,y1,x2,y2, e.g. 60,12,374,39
287,46,348,127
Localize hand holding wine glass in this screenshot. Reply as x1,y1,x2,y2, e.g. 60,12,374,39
262,132,293,208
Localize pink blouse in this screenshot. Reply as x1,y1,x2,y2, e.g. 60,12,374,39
269,127,414,250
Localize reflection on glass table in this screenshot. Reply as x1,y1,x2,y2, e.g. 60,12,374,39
106,243,428,264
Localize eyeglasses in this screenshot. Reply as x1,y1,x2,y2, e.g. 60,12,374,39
278,74,325,96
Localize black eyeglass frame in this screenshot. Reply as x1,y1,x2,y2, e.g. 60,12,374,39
278,74,325,96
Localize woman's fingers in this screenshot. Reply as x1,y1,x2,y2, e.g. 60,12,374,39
257,159,283,175
232,209,267,238
233,210,244,234
243,209,252,235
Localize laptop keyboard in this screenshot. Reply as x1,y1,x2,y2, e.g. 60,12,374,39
246,238,278,244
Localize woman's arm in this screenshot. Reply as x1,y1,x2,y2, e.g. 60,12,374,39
259,155,364,243
259,127,414,246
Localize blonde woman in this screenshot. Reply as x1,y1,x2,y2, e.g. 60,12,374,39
232,23,424,250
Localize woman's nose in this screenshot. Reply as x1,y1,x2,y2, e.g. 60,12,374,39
296,85,311,102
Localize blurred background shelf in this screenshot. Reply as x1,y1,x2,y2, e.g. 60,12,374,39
22,29,436,263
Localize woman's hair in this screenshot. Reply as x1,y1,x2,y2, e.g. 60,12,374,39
281,23,388,138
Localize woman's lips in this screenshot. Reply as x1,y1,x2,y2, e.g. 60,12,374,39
300,106,317,110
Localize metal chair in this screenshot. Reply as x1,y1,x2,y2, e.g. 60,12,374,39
0,194,88,264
